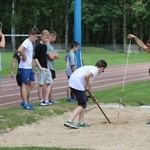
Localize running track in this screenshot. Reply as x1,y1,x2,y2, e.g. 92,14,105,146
0,63,150,109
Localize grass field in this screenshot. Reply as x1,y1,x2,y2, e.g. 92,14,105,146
1,47,150,76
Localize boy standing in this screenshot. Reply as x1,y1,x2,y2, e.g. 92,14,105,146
65,41,80,102
18,27,39,110
47,30,59,104
34,30,53,106
64,60,107,129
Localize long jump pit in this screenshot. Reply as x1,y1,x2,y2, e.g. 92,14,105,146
0,104,149,150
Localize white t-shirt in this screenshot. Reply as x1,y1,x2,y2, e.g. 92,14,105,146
69,66,99,91
19,39,33,69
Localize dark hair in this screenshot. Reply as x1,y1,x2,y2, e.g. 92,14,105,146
29,27,40,35
49,30,57,36
71,41,80,48
95,60,107,68
147,39,150,44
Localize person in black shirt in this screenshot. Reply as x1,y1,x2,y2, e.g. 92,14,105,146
11,51,23,103
34,30,53,106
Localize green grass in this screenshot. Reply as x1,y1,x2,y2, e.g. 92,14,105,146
1,47,150,76
94,80,150,106
0,99,76,132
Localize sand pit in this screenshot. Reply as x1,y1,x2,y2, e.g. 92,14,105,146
0,105,149,150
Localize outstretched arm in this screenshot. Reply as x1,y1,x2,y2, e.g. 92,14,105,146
127,34,150,52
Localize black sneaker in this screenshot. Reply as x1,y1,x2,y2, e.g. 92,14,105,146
49,99,59,104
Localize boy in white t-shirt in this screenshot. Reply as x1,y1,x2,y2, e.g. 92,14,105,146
64,60,107,129
18,27,39,110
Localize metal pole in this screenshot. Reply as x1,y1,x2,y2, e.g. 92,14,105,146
11,0,16,51
74,0,82,68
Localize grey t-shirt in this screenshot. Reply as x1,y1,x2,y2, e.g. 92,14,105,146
65,51,77,77
47,43,56,70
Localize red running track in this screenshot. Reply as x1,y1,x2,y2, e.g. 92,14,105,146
0,63,150,109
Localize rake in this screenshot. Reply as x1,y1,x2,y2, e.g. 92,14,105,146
86,90,111,124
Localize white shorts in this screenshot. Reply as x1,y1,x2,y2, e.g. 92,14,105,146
37,68,53,85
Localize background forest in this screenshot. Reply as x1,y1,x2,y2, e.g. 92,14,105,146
0,0,150,51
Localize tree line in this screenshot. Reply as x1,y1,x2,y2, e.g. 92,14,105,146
0,0,150,51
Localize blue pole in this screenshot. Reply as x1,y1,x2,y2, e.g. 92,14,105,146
74,0,82,68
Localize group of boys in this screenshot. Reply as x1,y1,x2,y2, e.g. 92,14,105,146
11,28,59,110
7,27,150,127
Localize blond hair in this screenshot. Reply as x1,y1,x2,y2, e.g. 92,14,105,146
41,30,50,37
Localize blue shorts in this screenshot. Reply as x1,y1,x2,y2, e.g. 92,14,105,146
19,68,34,84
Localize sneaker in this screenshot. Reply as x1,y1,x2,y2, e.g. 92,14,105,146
20,100,24,107
147,121,150,125
66,98,77,102
28,104,35,110
64,120,78,129
23,103,34,110
40,101,49,106
78,122,91,127
49,99,59,104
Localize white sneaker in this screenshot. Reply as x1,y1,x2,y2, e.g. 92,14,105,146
40,101,49,106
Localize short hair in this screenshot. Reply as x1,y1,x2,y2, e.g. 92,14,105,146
95,60,107,68
29,27,40,35
49,30,57,36
41,30,50,37
71,41,80,48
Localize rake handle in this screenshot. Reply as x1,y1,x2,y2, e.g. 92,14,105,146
86,90,111,124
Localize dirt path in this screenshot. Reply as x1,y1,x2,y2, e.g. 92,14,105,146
0,105,149,150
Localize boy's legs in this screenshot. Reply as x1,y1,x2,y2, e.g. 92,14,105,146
39,69,53,105
66,76,76,102
38,85,44,101
45,69,53,102
27,80,35,103
20,69,32,104
44,84,51,101
79,109,85,123
21,83,28,104
20,68,35,109
68,106,84,121
16,71,23,100
37,70,46,102
65,88,87,128
48,70,55,101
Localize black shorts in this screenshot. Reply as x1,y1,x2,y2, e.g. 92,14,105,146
16,72,22,86
50,70,56,79
70,87,88,108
